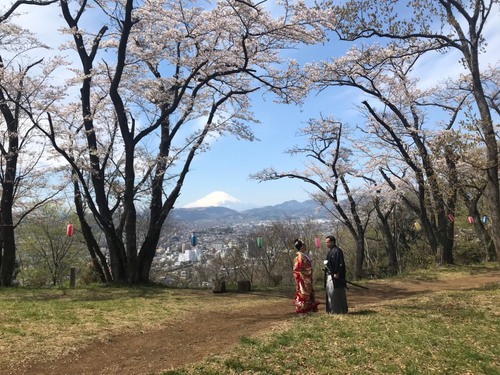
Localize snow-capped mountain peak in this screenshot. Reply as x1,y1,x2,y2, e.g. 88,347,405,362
183,191,249,210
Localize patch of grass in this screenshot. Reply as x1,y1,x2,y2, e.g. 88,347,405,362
0,286,275,368
399,262,498,282
173,285,500,375
239,336,260,346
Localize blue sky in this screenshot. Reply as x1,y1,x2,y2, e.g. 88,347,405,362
177,83,357,208
5,1,499,209
179,19,500,209
177,40,361,208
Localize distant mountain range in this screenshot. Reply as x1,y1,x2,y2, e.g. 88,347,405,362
171,199,331,224
182,191,254,211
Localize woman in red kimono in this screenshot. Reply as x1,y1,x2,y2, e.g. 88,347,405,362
293,239,319,313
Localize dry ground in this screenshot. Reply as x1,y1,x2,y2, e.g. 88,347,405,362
12,269,500,375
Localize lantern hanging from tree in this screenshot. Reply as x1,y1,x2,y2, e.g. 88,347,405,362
315,237,321,249
448,214,455,223
257,236,263,248
414,221,421,231
482,215,488,224
67,223,74,237
468,216,474,224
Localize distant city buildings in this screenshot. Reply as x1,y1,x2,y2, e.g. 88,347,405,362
150,217,332,287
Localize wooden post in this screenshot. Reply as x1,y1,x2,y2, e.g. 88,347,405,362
70,267,76,288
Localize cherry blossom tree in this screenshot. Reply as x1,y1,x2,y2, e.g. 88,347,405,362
433,122,497,261
253,117,374,279
318,0,500,262
0,2,64,286
36,0,326,284
306,45,466,264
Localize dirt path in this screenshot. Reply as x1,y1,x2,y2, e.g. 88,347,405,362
16,270,500,375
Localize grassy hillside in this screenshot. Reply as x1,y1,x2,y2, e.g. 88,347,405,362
170,285,499,374
1,264,499,375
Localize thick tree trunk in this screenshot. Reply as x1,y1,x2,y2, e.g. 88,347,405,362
436,216,454,265
0,88,18,287
375,204,399,276
124,195,138,283
467,23,500,264
379,219,398,274
354,237,365,279
137,230,162,284
73,180,112,282
0,164,16,286
0,225,16,286
107,237,128,282
485,193,500,264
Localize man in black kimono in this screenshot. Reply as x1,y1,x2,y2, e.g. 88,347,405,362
324,235,348,314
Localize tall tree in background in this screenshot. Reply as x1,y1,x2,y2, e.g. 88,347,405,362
37,0,325,284
319,0,500,262
305,46,463,264
253,118,373,279
0,0,63,286
434,121,497,261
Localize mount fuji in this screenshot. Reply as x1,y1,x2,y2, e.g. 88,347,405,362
182,191,255,211
172,193,330,224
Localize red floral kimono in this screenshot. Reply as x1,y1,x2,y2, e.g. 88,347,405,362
293,251,319,313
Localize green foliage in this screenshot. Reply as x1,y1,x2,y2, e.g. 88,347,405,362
15,205,89,287
400,243,435,271
79,262,103,285
454,241,488,265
